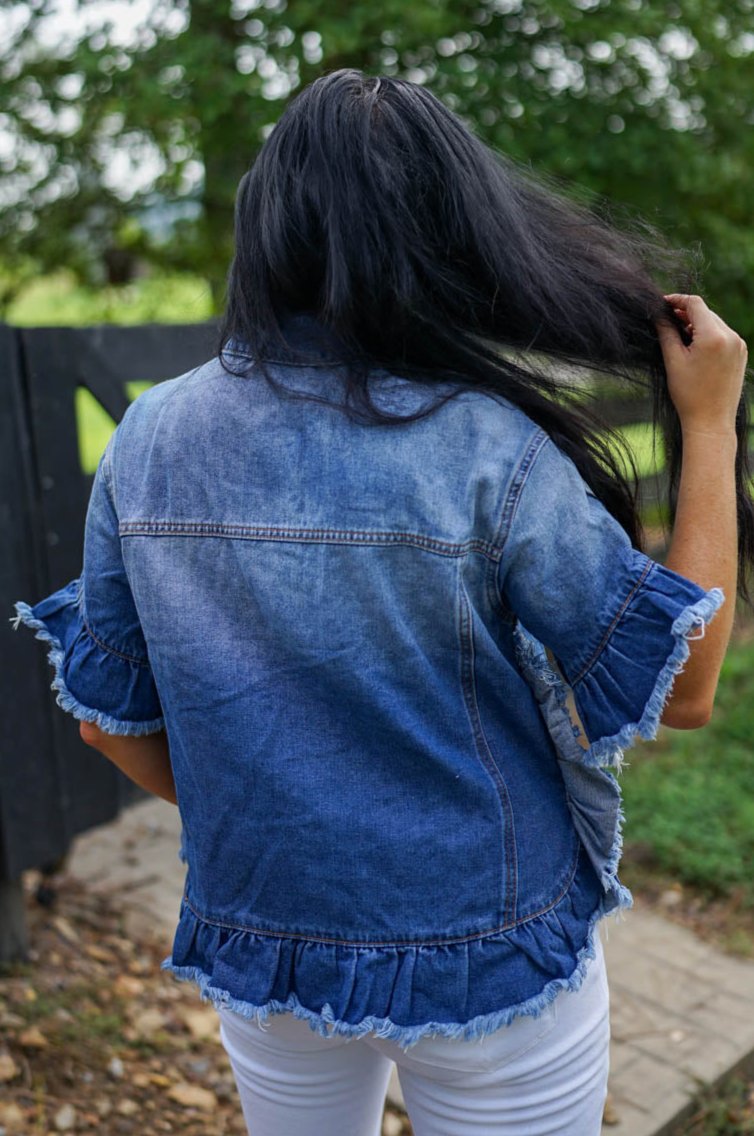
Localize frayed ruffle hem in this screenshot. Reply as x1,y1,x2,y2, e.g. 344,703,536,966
11,584,164,736
162,849,607,1049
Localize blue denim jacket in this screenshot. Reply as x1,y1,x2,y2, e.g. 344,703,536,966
14,313,723,1045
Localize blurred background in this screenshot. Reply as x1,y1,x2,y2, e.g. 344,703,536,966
1,5,754,1131
1,0,753,333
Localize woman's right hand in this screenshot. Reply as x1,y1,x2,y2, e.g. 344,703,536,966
656,293,747,435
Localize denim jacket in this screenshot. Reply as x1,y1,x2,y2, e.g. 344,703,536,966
14,312,723,1045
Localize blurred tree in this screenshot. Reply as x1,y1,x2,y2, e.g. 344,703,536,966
1,0,753,327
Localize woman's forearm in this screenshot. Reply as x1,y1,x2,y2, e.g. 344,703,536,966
79,723,178,804
654,293,746,729
661,428,738,726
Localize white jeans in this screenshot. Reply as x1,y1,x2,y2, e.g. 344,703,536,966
218,935,609,1136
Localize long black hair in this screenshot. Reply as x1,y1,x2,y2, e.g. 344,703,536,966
219,68,753,605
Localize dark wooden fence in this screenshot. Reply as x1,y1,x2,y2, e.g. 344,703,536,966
0,321,673,958
0,321,216,957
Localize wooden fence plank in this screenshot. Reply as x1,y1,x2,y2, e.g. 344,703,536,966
0,325,66,880
1,323,215,888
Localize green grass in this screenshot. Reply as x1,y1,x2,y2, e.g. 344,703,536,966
7,269,213,327
613,420,665,479
76,383,154,474
683,1075,754,1135
620,635,754,904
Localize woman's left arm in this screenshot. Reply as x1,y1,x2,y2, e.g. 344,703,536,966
79,724,177,805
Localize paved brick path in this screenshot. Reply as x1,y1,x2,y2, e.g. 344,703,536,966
67,799,754,1136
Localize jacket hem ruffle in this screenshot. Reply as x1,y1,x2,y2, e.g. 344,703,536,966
162,905,613,1048
161,860,625,1049
10,601,165,737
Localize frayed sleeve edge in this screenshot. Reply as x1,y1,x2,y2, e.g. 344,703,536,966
11,602,166,737
582,585,725,767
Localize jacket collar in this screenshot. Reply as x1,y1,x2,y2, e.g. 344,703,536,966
226,310,355,367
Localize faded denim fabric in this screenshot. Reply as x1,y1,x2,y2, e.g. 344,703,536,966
14,312,723,1045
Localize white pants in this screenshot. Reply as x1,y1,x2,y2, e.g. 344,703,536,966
218,936,609,1136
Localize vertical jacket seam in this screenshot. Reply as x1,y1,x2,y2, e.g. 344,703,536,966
494,429,551,554
490,429,550,617
458,578,518,926
99,438,116,506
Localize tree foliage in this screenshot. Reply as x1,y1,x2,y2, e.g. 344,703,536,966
1,0,753,330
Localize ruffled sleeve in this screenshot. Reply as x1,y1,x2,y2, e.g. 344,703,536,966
498,432,724,766
12,442,164,736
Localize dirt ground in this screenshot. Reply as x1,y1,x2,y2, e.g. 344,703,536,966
2,871,753,1136
0,873,411,1135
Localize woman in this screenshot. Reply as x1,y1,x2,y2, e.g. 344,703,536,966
15,70,750,1135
